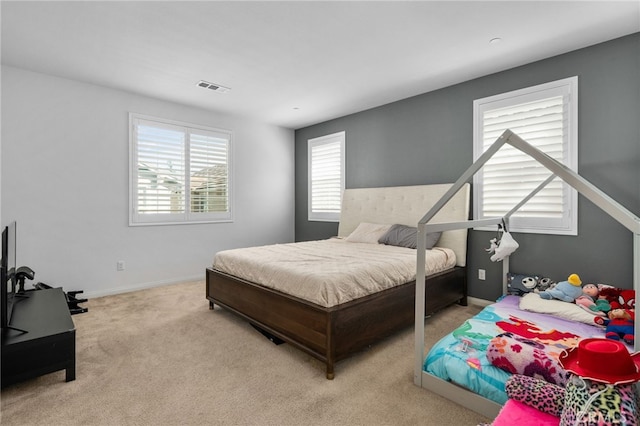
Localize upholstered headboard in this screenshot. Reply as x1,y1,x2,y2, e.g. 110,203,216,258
337,183,470,267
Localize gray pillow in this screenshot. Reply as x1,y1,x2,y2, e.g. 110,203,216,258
378,224,441,249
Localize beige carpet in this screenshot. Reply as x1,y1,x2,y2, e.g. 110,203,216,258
1,281,491,425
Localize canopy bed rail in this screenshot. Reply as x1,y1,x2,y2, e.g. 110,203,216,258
413,129,640,418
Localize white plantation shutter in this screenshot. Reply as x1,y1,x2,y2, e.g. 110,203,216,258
189,131,229,214
136,123,186,214
308,132,345,222
473,77,578,235
130,114,232,225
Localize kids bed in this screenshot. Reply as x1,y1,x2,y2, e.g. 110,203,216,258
413,130,640,418
207,182,471,379
423,294,614,408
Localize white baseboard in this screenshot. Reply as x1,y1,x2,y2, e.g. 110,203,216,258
83,280,499,306
467,296,494,307
82,274,204,299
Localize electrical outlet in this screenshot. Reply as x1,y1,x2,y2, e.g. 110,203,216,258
117,261,125,271
478,269,486,280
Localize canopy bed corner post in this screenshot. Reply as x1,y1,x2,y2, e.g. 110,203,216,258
635,229,640,352
500,216,511,294
414,222,427,386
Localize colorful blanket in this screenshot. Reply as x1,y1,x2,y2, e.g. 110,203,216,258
487,331,571,386
424,295,606,404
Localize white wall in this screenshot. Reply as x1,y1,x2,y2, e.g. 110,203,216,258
1,66,295,298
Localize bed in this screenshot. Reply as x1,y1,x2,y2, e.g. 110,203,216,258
413,130,640,418
206,183,470,379
423,294,613,405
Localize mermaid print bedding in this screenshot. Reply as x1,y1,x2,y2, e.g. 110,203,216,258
423,295,606,404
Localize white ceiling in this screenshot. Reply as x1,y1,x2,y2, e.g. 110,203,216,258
2,1,639,129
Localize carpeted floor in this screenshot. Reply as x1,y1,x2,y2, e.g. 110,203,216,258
1,281,491,425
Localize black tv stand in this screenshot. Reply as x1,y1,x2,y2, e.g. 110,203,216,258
3,324,28,334
3,293,29,333
34,282,88,315
1,287,76,387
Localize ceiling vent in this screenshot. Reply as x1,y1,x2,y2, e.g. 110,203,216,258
197,80,230,93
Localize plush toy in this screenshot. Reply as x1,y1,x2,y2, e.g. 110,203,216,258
486,230,519,262
597,285,622,309
595,286,636,313
589,298,611,313
534,277,556,293
485,238,498,255
538,274,583,303
575,283,598,303
575,283,606,317
610,289,636,311
506,273,540,296
594,308,635,345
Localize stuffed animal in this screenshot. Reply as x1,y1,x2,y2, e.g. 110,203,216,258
485,238,498,255
595,286,636,312
487,231,519,262
538,274,583,303
589,298,611,313
534,277,556,293
610,289,636,311
506,273,540,296
575,283,598,303
597,285,622,309
594,308,635,345
575,283,607,317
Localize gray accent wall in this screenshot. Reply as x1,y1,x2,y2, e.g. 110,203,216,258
295,33,640,301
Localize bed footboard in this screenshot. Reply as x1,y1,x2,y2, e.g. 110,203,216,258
206,266,466,378
420,371,502,418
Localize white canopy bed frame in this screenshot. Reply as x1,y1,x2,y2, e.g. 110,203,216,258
413,129,640,418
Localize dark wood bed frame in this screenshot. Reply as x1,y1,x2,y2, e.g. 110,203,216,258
206,265,467,379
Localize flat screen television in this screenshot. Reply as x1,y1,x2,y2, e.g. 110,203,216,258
1,221,18,330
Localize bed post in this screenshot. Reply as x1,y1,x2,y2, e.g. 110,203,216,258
502,217,510,295
635,232,640,353
414,223,427,386
326,313,335,380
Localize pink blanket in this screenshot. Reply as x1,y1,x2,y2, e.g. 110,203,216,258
491,400,560,426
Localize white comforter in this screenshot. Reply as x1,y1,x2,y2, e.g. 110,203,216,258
213,239,456,308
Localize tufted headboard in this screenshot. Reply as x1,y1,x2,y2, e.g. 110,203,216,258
337,183,470,267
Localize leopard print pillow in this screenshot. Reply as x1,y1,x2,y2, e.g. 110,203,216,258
505,374,564,417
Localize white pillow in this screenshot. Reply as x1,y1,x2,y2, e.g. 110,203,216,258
519,293,603,326
345,223,392,244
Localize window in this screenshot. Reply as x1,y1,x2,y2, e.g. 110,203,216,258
473,77,578,235
129,114,232,225
308,131,345,222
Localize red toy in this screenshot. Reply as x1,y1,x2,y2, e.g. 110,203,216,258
597,286,621,307
596,286,636,311
595,309,635,345
610,289,636,310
